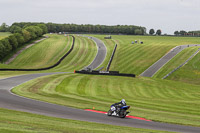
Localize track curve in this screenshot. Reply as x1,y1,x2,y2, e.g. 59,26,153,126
0,37,200,132
0,73,200,132
140,44,200,77
81,35,107,70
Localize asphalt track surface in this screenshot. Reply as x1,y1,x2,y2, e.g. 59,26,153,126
0,38,200,132
140,44,200,77
82,36,107,70
1,74,200,133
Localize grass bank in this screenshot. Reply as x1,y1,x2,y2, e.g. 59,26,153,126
0,34,97,78
0,108,170,133
12,73,200,127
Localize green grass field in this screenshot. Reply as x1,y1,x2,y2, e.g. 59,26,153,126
0,32,11,40
48,35,97,72
8,34,72,69
0,34,97,79
7,34,97,71
1,36,44,63
92,35,200,75
12,73,200,127
0,108,170,133
1,34,200,132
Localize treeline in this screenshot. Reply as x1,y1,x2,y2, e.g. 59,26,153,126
11,22,146,35
174,30,200,36
0,23,47,61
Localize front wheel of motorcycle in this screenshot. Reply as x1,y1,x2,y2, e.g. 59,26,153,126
107,109,112,116
119,109,126,118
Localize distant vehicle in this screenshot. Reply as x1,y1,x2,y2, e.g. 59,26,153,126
104,35,112,39
107,105,130,118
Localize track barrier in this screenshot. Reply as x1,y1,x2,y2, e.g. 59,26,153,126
106,44,117,71
75,70,135,78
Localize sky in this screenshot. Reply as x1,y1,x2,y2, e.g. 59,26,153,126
0,0,200,34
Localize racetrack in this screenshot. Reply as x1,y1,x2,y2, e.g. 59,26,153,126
82,36,107,70
0,73,200,133
140,44,200,77
0,36,200,132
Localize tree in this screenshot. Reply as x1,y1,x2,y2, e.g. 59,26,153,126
25,26,37,39
0,41,6,59
149,29,155,35
156,29,162,35
180,30,187,36
22,29,31,42
8,35,18,50
0,23,9,32
37,24,48,34
46,23,56,33
135,29,143,35
174,31,179,36
10,22,147,35
14,33,25,46
1,38,12,54
9,25,22,33
34,26,43,37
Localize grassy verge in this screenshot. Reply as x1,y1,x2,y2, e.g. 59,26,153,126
12,73,200,127
0,108,170,133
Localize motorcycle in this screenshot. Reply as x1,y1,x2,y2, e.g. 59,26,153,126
107,105,130,118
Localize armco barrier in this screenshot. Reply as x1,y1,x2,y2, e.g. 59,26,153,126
0,35,75,71
106,44,117,71
75,70,135,78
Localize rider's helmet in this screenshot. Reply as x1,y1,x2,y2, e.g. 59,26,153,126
121,99,126,105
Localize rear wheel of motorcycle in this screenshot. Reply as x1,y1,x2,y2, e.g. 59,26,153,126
119,109,126,118
107,109,112,116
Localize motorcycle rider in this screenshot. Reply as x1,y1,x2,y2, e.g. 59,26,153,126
111,99,126,113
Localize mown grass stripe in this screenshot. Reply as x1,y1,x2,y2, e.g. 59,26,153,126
12,73,200,126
